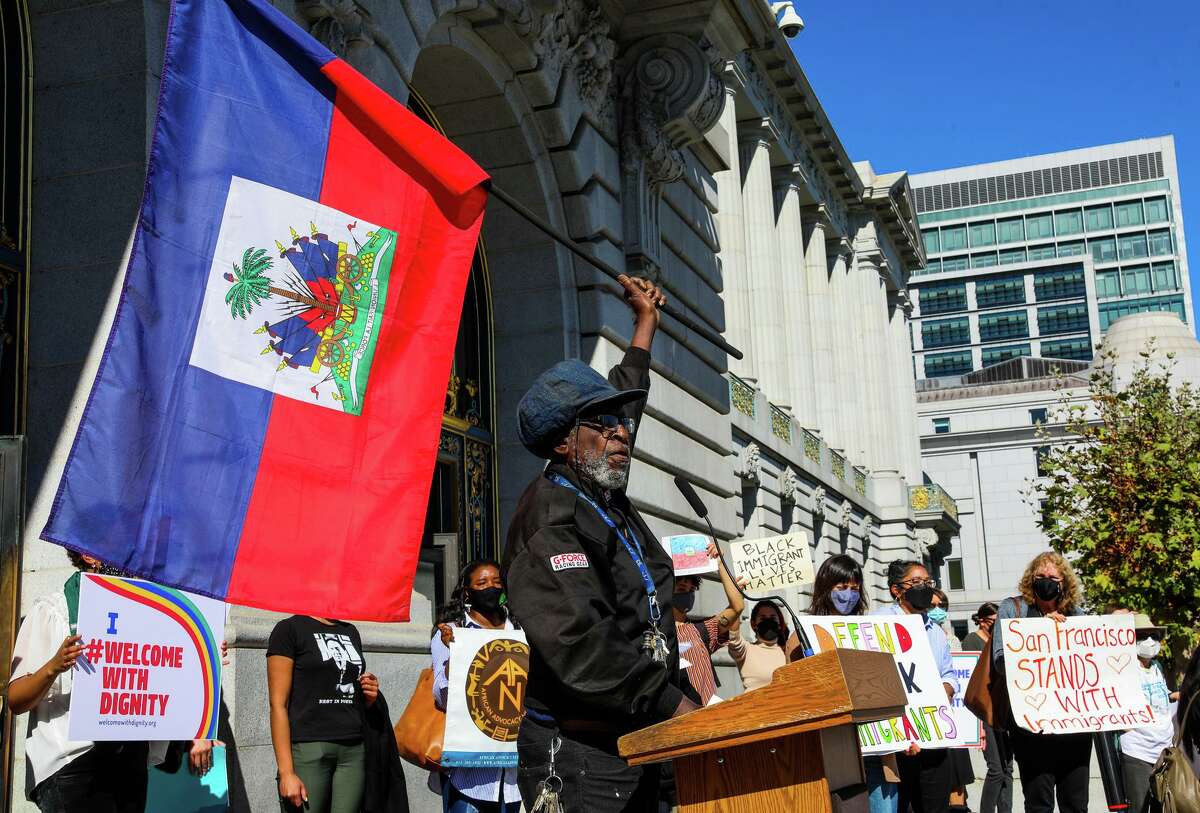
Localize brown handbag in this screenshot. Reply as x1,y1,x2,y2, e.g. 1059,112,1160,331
964,597,1016,731
1147,690,1200,813
393,667,446,771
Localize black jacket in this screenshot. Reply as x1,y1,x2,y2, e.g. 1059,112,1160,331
502,347,683,730
362,690,408,812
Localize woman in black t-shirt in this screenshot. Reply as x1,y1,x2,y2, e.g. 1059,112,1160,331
267,615,379,813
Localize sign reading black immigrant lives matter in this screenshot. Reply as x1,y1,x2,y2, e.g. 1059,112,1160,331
68,574,227,741
442,628,530,768
1002,613,1161,733
729,532,815,592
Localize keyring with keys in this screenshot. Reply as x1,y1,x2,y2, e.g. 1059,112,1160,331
529,736,565,812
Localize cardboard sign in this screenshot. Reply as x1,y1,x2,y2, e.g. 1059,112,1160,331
660,534,717,577
800,614,971,754
729,533,814,591
951,652,984,748
69,574,226,741
1002,614,1158,734
442,628,530,768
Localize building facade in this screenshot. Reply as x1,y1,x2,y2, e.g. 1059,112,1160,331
908,138,1194,638
4,1,956,809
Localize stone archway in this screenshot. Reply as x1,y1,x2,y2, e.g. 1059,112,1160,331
409,40,577,536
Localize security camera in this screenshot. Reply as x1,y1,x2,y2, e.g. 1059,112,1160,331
770,1,805,38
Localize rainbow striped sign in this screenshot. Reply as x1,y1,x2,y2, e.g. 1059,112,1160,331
68,574,227,741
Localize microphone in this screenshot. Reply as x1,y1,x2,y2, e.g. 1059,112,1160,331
672,476,814,659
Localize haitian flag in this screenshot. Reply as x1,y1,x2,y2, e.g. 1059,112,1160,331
41,0,488,621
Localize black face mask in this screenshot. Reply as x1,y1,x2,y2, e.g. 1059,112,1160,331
903,584,934,612
1031,577,1062,602
467,586,504,614
672,591,696,613
755,618,781,642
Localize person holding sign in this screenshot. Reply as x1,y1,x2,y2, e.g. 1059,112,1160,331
990,551,1089,813
267,614,379,813
671,542,744,706
429,559,521,813
503,275,693,813
880,560,958,813
1118,613,1177,811
7,550,168,812
727,600,796,692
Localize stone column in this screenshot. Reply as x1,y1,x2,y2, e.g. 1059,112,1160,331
888,290,923,483
857,251,895,471
827,237,855,454
773,165,814,420
803,209,837,449
738,119,787,397
713,81,755,381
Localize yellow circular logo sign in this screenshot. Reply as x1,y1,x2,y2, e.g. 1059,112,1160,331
464,638,530,742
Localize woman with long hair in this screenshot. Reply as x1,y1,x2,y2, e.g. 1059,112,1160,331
727,599,793,692
991,551,1089,813
429,559,520,813
809,555,896,813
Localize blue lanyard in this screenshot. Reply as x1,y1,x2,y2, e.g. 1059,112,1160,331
547,473,661,627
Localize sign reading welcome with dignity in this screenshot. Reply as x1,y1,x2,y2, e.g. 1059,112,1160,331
1002,614,1158,734
69,574,227,741
730,533,814,591
800,614,970,754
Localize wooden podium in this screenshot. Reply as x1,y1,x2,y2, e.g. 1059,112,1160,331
618,649,905,812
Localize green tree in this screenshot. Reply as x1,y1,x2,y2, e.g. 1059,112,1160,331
1035,347,1200,678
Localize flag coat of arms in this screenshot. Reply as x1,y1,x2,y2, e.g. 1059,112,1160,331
41,0,488,621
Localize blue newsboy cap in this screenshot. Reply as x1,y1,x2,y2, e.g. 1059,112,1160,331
517,359,646,457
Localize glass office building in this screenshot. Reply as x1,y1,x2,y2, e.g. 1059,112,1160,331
907,137,1192,381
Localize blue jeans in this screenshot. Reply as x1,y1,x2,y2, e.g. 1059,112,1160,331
443,782,521,813
864,755,898,813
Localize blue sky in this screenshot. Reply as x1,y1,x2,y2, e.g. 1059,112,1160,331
792,1,1200,325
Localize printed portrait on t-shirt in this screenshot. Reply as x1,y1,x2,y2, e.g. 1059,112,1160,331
313,632,363,697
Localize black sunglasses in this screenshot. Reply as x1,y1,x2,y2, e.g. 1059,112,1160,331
578,414,636,437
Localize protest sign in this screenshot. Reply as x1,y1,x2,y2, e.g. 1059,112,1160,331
660,534,717,577
799,614,970,754
729,532,814,591
951,652,984,748
443,628,529,768
69,574,226,741
1001,613,1157,734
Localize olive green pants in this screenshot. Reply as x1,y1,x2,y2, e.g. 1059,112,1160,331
281,740,365,813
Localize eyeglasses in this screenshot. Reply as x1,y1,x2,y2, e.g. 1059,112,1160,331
578,414,636,438
1034,574,1063,583
900,578,935,589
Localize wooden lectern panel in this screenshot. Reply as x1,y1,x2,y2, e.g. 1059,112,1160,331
673,732,831,813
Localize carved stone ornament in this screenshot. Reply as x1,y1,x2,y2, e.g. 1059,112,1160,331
890,289,913,317
534,0,615,122
838,499,853,531
916,527,939,552
298,0,374,58
735,442,762,485
810,485,826,519
862,515,877,536
779,467,800,505
620,33,726,277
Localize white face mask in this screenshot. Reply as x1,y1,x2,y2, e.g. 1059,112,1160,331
1136,637,1161,660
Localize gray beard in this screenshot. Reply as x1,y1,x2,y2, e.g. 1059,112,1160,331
579,448,629,491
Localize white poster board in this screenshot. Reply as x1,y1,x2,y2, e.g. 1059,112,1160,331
799,614,972,754
1001,614,1157,734
660,534,717,577
442,628,530,768
951,652,984,748
729,532,814,591
68,574,226,741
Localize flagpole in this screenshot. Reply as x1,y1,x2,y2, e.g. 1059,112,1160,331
487,182,744,361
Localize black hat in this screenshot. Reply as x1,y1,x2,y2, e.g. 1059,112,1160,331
517,360,645,458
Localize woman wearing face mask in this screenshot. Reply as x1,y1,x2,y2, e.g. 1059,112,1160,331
881,560,959,813
809,556,899,812
961,603,1012,813
991,552,1088,813
727,600,795,692
430,560,520,813
929,589,960,649
1118,614,1177,811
